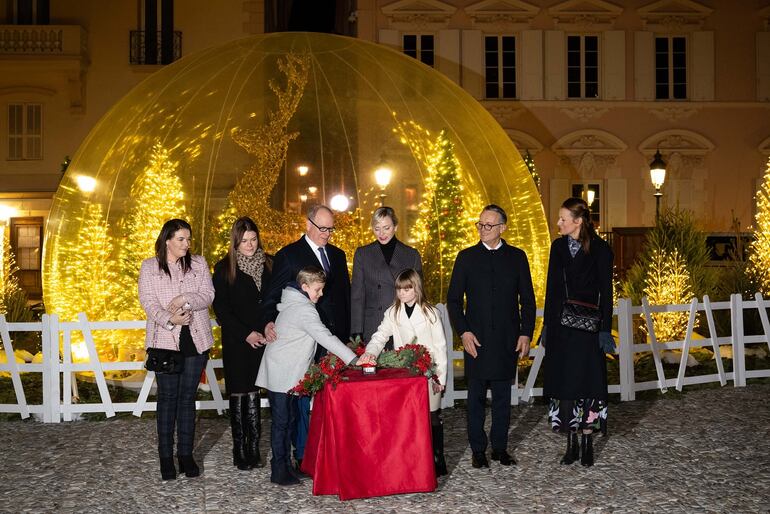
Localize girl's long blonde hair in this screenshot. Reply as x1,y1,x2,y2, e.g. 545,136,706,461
393,269,437,324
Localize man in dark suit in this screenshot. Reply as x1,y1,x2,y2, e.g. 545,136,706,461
447,204,536,469
261,204,350,470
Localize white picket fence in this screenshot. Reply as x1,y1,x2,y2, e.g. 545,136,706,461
1,294,770,422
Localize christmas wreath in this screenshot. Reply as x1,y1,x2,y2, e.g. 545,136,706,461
290,341,438,396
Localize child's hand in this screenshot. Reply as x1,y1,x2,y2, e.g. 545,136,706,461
357,352,377,366
431,381,445,394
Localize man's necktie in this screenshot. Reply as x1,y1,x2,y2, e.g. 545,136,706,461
318,246,331,274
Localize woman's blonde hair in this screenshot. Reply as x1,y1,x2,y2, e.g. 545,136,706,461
393,269,436,323
371,206,398,228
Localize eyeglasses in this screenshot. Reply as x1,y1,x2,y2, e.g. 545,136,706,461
308,217,336,233
475,222,504,231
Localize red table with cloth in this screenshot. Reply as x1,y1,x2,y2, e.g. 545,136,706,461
300,367,437,500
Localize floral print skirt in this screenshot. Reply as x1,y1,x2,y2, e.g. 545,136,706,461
548,398,608,435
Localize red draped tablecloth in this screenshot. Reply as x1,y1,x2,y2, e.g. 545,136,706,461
300,367,437,500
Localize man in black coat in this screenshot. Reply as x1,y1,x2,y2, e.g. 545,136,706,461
262,204,351,343
447,204,536,468
261,204,351,472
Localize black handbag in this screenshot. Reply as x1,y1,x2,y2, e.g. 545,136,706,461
559,270,601,333
145,347,185,374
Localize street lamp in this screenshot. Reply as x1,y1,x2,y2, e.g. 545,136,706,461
649,149,667,222
586,188,596,207
374,164,392,206
330,193,350,212
75,175,97,193
297,165,309,177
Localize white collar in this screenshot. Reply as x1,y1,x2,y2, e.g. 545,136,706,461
482,240,503,251
304,234,326,266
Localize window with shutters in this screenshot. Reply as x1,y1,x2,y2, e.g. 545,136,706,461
567,35,599,99
402,34,434,67
484,35,516,99
655,36,687,100
8,103,42,160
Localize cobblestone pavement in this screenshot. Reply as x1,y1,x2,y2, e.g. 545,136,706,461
1,384,769,513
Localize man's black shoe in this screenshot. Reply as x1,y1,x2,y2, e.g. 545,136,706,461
491,450,516,466
471,452,489,468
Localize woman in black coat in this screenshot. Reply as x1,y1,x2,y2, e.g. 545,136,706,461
212,217,272,470
542,197,614,467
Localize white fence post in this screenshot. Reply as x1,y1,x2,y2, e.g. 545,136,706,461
45,314,61,423
617,298,635,401
702,295,727,386
0,314,30,419
436,304,456,409
731,294,746,387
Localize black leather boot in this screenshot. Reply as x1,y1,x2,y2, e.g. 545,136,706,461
561,433,579,465
432,423,448,476
229,396,250,470
178,454,200,477
580,433,594,467
245,392,264,468
159,456,177,480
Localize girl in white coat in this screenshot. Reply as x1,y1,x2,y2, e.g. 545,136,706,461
358,269,449,476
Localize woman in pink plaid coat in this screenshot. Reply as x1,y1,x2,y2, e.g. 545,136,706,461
138,218,215,481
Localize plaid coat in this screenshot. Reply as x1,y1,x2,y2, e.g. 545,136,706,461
138,254,215,353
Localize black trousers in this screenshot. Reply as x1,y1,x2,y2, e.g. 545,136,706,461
466,377,512,454
155,353,208,458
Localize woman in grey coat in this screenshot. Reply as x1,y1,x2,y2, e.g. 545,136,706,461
350,207,422,343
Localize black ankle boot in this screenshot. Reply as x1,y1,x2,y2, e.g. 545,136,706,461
160,457,177,480
178,455,200,477
229,396,250,470
431,423,448,476
580,433,594,467
561,433,579,465
245,392,264,468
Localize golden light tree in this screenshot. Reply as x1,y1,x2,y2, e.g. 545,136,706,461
0,226,21,315
398,122,482,302
224,53,311,253
55,203,121,358
117,142,186,320
643,248,697,342
748,156,770,293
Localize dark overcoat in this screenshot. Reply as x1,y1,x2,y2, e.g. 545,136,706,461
542,235,613,400
350,238,422,341
446,241,536,380
261,236,350,342
212,259,272,394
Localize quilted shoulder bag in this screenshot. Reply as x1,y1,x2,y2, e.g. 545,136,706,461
559,270,601,333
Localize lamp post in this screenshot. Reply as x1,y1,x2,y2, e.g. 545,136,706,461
374,165,392,206
649,149,667,222
296,165,309,213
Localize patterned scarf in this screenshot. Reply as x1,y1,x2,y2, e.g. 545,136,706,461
236,249,265,291
567,236,581,258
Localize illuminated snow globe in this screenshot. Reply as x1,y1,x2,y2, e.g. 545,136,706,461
43,32,549,360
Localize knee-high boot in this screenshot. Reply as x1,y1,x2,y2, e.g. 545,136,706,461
580,433,594,467
229,395,250,470
431,411,447,476
560,432,579,465
245,391,264,468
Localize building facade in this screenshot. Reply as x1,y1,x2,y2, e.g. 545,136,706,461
1,0,770,298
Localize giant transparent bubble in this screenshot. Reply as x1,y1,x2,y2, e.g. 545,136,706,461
43,33,549,357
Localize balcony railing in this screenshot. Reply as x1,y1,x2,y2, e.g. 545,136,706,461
129,30,181,65
0,25,86,56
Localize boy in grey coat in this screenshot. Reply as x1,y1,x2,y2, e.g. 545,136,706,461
256,267,357,485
